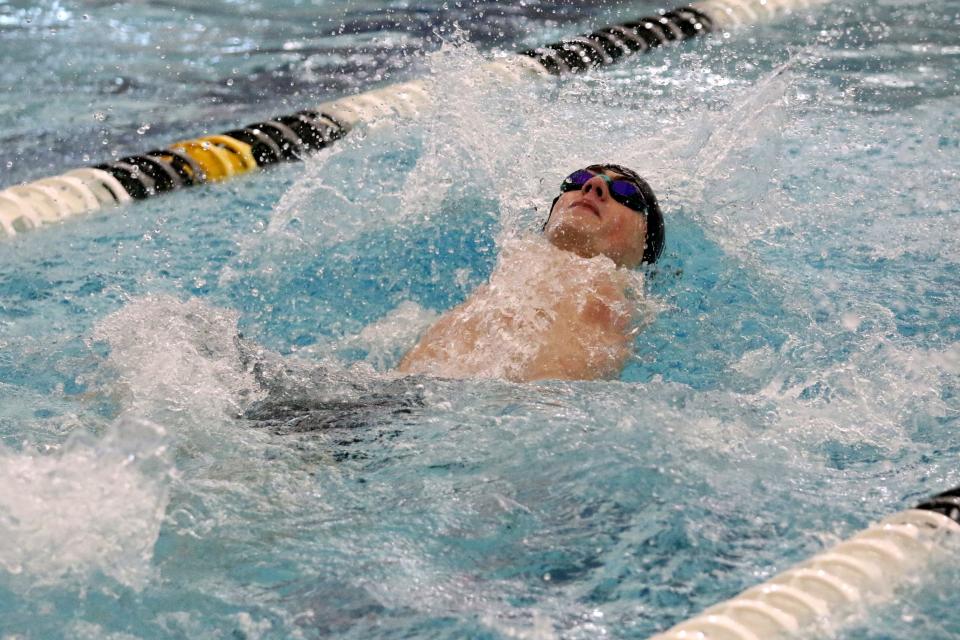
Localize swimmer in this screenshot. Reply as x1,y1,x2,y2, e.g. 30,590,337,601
397,164,663,382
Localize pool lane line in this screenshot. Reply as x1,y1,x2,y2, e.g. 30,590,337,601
646,486,960,640
0,0,826,239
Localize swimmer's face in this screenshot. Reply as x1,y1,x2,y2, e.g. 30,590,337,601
544,168,648,269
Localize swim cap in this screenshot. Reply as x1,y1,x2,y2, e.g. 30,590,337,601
546,164,664,264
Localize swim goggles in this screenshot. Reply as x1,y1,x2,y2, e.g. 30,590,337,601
559,169,648,215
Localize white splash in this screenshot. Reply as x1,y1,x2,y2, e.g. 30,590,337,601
253,39,710,256
0,417,171,590
90,295,260,426
397,235,650,381
338,300,439,370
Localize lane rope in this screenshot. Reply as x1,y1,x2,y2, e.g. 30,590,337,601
5,4,955,636
0,0,824,238
647,486,960,639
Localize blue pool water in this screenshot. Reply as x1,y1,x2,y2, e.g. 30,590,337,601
1,0,960,638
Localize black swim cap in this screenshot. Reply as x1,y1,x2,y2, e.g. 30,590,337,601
546,164,664,265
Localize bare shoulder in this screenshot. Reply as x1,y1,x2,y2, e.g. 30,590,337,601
577,267,635,328
395,284,491,374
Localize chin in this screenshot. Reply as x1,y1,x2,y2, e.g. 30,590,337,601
548,212,595,235
546,225,599,258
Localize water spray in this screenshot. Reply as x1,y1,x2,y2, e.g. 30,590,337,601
3,2,958,636
0,0,828,238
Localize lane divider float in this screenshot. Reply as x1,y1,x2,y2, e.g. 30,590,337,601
647,486,960,639
0,0,826,238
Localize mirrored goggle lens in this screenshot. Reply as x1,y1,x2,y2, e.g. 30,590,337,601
608,180,647,213
560,169,594,191
609,180,641,199
559,169,648,213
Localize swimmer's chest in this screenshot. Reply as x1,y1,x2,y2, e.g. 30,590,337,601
485,273,629,341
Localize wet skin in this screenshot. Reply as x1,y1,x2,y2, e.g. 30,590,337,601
544,168,648,270
396,169,649,382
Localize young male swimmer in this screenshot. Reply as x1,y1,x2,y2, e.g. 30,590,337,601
397,164,664,382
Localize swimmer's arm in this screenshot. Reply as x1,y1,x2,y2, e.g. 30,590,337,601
396,286,489,373
395,314,458,372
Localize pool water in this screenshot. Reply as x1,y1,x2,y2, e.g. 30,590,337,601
1,0,960,638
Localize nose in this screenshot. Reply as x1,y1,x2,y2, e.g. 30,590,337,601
581,175,609,200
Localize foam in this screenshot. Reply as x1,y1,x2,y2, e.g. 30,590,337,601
0,417,170,589
395,235,649,381
90,295,261,428
336,300,439,370
253,38,716,255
